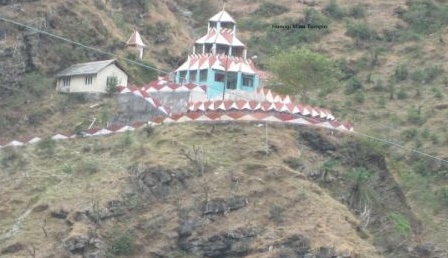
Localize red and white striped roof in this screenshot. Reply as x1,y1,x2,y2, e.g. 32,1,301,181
0,111,353,151
196,28,245,47
187,101,335,121
158,111,353,132
176,54,257,74
141,80,207,94
126,30,145,48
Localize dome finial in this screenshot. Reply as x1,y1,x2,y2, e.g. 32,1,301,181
222,0,226,10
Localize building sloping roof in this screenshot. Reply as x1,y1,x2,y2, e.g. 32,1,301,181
126,30,146,48
55,59,118,77
195,28,245,47
175,54,257,74
209,10,235,23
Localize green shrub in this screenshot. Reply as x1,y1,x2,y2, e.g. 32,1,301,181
345,77,363,94
108,231,135,255
106,76,118,95
353,91,365,103
397,88,408,99
239,18,269,31
74,125,84,137
336,58,357,80
254,2,290,17
189,0,216,31
269,204,285,223
398,30,423,41
122,131,133,146
62,163,73,174
130,59,158,85
28,111,45,126
348,5,366,18
372,78,385,92
436,187,448,209
425,65,444,83
414,88,422,99
413,160,430,176
111,13,126,30
36,137,56,157
23,72,52,98
382,28,398,42
430,134,439,144
394,64,408,81
138,0,152,10
388,213,411,236
251,8,330,50
402,128,418,140
414,137,423,148
323,0,346,19
76,161,99,174
365,73,372,83
443,76,448,86
93,0,105,9
399,0,448,34
143,126,154,137
1,148,20,168
345,167,375,209
320,158,337,181
421,128,430,139
406,106,424,125
346,20,377,41
434,88,443,99
283,157,303,170
401,170,440,212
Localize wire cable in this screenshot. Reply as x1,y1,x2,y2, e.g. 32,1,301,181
0,16,168,74
353,131,448,164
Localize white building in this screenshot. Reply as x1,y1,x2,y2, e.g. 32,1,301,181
55,59,128,93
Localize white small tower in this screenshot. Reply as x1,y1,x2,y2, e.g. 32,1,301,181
126,29,146,59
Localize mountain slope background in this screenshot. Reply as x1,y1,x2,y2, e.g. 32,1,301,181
1,0,448,257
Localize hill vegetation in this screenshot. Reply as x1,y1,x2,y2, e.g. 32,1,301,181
0,0,448,257
0,123,443,257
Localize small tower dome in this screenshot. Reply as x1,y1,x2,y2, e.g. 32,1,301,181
126,29,146,59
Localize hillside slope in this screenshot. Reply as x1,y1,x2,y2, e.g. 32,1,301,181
1,0,448,257
0,123,437,257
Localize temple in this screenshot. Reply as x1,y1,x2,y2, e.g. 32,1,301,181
174,9,263,99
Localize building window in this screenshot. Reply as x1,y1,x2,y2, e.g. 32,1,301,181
190,71,197,82
221,22,234,29
242,74,254,87
216,44,229,55
179,71,187,83
85,75,93,85
233,47,243,57
215,72,225,82
63,77,70,87
205,44,213,53
199,70,207,81
227,72,237,89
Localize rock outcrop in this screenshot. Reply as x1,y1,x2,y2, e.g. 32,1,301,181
129,165,191,200
179,227,257,258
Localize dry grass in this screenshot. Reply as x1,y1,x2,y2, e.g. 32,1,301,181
0,123,383,257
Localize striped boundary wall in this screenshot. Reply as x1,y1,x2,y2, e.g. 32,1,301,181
0,111,353,150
